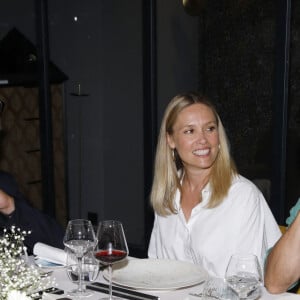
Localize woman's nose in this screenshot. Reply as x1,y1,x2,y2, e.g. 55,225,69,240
195,130,207,144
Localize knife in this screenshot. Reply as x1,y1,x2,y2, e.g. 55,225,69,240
86,282,160,300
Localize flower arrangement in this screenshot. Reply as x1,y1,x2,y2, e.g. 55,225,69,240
0,226,53,300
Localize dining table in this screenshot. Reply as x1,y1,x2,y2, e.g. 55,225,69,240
42,259,300,300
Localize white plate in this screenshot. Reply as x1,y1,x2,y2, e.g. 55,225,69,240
103,258,209,290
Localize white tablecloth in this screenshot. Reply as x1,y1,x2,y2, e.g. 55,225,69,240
45,266,300,300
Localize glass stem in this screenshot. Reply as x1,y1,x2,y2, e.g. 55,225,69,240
108,264,113,299
77,256,84,292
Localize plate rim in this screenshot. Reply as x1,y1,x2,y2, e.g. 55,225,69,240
103,258,209,290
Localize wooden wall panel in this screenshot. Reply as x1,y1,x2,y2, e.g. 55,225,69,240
0,84,66,227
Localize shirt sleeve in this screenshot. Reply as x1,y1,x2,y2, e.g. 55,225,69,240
234,184,281,270
286,198,300,227
235,189,265,258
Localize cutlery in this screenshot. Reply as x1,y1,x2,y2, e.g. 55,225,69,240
189,292,220,299
86,282,160,300
30,287,64,300
39,269,53,277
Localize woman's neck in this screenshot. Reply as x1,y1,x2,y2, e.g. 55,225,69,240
182,170,210,193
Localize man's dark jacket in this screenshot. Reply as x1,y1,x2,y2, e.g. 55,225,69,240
0,171,64,254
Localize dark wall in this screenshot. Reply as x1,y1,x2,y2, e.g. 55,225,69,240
202,1,276,179
0,1,198,254
47,0,146,250
199,0,300,220
287,0,300,217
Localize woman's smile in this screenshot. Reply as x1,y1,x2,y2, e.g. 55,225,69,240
192,148,210,156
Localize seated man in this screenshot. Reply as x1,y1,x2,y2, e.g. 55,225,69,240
0,170,64,254
264,198,300,293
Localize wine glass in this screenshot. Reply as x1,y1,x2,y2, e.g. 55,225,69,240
94,220,129,300
225,253,263,299
66,249,100,297
63,219,97,297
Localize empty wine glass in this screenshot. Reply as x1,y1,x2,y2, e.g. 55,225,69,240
94,220,129,300
66,249,100,297
225,253,263,299
63,219,97,297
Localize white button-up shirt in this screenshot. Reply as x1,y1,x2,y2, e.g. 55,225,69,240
148,175,281,277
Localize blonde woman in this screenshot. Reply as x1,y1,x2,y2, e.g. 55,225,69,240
148,92,281,277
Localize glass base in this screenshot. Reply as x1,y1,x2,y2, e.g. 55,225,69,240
66,288,94,298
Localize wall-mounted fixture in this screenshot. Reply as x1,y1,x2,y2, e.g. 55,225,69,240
182,0,207,16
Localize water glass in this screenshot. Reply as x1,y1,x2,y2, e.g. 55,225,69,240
225,253,262,299
63,219,97,296
201,277,239,300
66,250,100,296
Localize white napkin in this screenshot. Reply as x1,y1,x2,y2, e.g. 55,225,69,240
33,242,67,266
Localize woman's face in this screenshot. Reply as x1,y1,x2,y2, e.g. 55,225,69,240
167,103,220,173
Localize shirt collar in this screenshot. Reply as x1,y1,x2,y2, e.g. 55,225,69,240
174,182,212,210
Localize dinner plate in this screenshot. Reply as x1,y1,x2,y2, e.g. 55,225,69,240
103,258,209,290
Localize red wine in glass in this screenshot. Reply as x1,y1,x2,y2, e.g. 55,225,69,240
95,249,127,264
94,220,129,300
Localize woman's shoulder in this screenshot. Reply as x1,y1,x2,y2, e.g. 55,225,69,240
231,174,259,191
228,174,264,204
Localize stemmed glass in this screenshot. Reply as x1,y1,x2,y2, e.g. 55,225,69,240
66,249,100,296
63,219,97,297
225,253,263,299
94,220,129,300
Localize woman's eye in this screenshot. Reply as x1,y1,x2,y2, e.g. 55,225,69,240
184,129,193,134
206,126,216,132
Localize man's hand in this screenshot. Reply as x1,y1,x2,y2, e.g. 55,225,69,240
0,189,15,215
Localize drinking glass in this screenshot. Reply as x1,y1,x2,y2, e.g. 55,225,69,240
201,277,239,300
66,249,100,297
94,220,129,300
225,253,263,299
63,219,97,297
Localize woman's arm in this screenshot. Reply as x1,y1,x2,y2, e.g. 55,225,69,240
265,211,300,294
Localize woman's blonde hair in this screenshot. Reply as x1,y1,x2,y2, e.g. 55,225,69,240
150,92,237,216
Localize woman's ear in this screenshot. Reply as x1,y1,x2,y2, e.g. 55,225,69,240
166,133,175,149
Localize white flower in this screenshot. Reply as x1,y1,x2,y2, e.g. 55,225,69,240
7,290,31,300
0,226,55,300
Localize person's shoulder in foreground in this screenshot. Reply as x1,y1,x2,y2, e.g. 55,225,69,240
0,170,64,254
264,198,300,294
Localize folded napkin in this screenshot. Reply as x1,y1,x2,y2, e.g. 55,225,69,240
33,242,67,266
